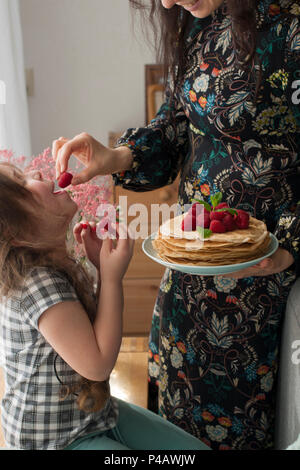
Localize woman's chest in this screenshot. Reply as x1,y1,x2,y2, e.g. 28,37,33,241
179,18,289,138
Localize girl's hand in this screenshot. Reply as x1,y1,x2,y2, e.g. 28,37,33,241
73,221,103,271
52,133,133,186
221,247,294,279
100,224,135,283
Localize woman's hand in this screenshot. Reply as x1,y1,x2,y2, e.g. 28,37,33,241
73,221,103,271
99,224,135,284
221,247,294,279
52,133,133,185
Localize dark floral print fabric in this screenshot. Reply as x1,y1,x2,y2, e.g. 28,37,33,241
113,0,300,450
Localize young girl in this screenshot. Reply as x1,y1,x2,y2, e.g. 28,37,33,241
0,162,209,451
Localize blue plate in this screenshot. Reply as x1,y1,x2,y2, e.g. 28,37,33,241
142,232,279,276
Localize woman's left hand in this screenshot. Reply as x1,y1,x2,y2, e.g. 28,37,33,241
220,247,294,279
73,221,102,272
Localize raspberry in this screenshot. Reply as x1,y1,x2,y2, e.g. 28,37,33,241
58,172,73,188
196,213,210,229
215,202,229,210
181,214,197,231
99,218,109,232
210,220,227,233
210,210,226,221
222,214,236,231
188,203,209,218
81,223,98,232
188,203,199,217
235,210,250,229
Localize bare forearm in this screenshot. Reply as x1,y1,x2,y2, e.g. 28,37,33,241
112,146,133,173
93,280,123,378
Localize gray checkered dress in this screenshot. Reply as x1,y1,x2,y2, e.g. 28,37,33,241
0,267,118,450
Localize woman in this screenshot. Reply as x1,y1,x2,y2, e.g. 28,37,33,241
53,0,300,449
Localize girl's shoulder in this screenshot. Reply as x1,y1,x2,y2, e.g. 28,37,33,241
21,266,78,307
22,266,72,290
20,266,79,330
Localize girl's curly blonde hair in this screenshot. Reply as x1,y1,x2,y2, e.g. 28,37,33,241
0,162,110,413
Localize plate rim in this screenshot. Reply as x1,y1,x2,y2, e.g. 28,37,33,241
142,232,279,274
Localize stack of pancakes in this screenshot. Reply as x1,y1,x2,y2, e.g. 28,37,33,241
153,214,271,266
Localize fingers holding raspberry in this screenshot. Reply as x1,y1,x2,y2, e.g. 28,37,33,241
73,221,102,271
89,221,98,236
52,137,69,162
100,224,134,283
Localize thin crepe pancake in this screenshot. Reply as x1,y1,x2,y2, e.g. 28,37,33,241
153,214,271,266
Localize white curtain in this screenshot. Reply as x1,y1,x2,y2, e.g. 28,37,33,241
0,0,31,158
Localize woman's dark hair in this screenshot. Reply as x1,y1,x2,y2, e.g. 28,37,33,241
130,0,260,97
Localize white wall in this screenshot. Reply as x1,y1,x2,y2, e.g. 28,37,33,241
19,0,155,156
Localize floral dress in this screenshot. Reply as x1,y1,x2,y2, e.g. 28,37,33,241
113,0,300,450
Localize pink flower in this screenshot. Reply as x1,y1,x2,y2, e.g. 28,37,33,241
25,148,56,181
0,149,14,162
